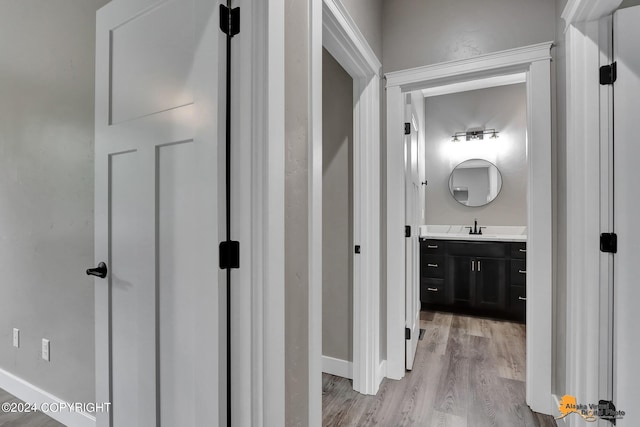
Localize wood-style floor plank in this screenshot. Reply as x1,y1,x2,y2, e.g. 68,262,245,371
322,311,557,427
0,388,64,427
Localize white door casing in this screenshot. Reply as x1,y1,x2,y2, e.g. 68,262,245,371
613,5,640,424
405,107,420,370
95,0,221,425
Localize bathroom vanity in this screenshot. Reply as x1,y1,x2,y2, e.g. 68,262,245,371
419,226,526,321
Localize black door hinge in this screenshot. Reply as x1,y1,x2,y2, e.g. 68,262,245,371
405,327,411,340
600,233,617,253
220,5,240,37
219,241,240,269
600,62,617,85
598,400,617,425
405,225,411,238
355,245,361,254
404,122,411,135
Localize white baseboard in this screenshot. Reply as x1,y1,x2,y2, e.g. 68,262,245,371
322,355,353,379
376,359,387,390
552,394,566,426
0,367,96,427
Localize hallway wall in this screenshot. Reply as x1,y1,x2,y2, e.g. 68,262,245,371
382,0,556,72
285,0,311,425
341,0,383,60
0,0,109,405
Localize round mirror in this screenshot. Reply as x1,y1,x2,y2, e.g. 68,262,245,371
448,159,502,207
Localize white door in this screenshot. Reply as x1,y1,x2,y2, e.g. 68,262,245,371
613,5,640,425
93,1,221,426
405,111,420,370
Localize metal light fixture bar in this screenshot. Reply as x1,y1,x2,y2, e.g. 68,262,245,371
451,129,499,142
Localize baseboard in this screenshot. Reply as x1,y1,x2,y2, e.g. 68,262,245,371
322,355,353,379
0,367,96,427
552,394,566,426
376,359,387,390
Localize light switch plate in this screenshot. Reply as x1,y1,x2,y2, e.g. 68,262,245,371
12,328,19,348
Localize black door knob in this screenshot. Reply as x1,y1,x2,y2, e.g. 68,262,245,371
86,262,108,279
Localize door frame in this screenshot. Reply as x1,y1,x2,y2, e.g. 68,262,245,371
560,0,621,424
385,42,555,414
309,0,382,423
239,0,286,425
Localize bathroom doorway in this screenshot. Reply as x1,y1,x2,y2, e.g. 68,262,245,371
385,42,555,414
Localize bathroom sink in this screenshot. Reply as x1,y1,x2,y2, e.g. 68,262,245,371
419,225,527,242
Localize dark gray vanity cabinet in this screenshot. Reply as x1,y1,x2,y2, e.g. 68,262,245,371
420,238,526,321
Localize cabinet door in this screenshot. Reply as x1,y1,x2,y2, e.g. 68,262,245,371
450,256,473,306
475,257,507,310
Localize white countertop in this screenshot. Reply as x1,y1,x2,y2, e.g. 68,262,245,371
419,225,527,242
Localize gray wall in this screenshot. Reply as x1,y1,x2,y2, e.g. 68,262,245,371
382,0,556,72
341,0,383,60
285,0,310,425
322,50,353,363
0,0,108,404
424,84,527,226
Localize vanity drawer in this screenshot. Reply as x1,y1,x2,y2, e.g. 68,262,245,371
421,239,444,255
511,242,527,259
510,259,527,286
447,241,507,257
422,255,445,278
510,285,527,312
421,278,447,304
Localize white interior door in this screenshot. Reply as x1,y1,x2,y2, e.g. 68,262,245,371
613,6,640,425
94,1,221,426
405,111,420,370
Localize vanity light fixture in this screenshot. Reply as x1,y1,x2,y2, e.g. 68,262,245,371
451,129,499,142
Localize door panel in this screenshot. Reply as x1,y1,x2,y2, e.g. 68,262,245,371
110,0,195,124
95,0,221,425
405,111,420,370
158,141,200,426
450,256,473,305
613,6,640,424
475,258,506,310
110,151,155,426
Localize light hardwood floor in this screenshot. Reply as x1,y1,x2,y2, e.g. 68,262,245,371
0,388,64,427
322,311,557,427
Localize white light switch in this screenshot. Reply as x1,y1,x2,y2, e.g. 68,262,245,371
42,339,50,361
12,328,19,348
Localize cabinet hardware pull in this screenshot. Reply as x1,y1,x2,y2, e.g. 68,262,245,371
518,296,527,301
427,263,438,268
427,287,438,292
478,261,481,271
427,245,438,249
471,260,475,271
519,248,527,253
519,270,527,274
